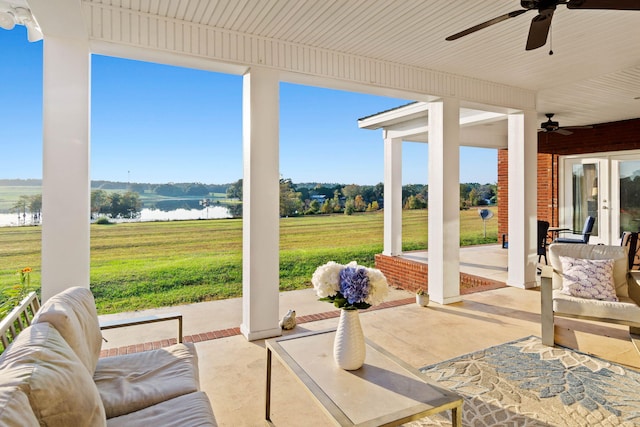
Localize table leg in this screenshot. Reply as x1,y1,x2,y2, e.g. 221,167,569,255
265,347,272,423
452,404,462,427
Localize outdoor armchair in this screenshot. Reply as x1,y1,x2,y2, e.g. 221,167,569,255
553,216,595,244
541,243,640,356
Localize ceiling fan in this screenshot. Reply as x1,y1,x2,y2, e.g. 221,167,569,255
539,113,593,135
446,0,640,51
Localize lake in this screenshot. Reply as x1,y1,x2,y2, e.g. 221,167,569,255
0,205,232,227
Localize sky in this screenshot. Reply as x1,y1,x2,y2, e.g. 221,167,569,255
0,26,497,186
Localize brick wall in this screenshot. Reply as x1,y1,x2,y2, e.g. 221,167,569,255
497,118,640,237
375,254,427,294
538,118,640,155
375,254,506,294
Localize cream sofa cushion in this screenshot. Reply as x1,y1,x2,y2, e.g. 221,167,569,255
94,342,200,418
33,286,103,374
552,291,640,323
0,386,39,427
0,322,106,426
106,391,216,427
549,243,629,297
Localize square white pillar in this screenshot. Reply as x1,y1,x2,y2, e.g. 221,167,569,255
427,99,462,304
507,111,538,288
240,67,282,341
41,37,91,301
383,134,402,256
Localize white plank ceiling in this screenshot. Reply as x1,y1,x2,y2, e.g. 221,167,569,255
32,0,640,127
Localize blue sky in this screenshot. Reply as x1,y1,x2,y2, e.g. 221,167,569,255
1,26,497,186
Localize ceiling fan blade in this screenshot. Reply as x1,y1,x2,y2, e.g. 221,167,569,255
564,125,594,129
567,0,640,10
446,9,528,41
555,129,573,136
525,8,555,50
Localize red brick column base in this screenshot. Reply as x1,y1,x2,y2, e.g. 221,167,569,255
375,253,506,295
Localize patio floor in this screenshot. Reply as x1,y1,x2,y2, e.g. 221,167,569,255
97,246,640,426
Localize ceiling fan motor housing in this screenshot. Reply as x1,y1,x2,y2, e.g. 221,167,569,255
542,119,560,131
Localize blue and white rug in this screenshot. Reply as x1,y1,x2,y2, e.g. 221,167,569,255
408,336,640,426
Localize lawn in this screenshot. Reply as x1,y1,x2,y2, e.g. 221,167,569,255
0,208,498,314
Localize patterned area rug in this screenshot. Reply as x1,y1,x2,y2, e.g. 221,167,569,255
407,336,640,427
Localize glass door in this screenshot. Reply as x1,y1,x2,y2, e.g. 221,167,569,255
612,158,640,237
562,158,609,244
562,151,640,245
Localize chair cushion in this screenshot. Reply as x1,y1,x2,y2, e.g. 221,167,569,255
549,243,629,297
32,286,103,374
559,256,618,302
94,342,200,418
0,386,39,427
0,322,106,427
106,391,215,427
553,290,640,325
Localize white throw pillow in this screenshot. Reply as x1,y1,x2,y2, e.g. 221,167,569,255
559,256,618,302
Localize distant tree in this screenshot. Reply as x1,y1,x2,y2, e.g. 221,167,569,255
105,191,141,218
307,199,320,214
344,198,355,215
11,195,30,222
312,185,335,199
296,185,310,202
366,201,380,212
354,194,367,212
332,190,343,213
373,182,384,201
360,186,376,204
226,179,243,201
186,183,210,196
91,190,109,217
404,194,427,210
28,194,42,217
155,183,184,197
468,188,480,206
320,199,333,214
342,184,361,199
121,191,142,217
227,203,243,218
280,179,302,217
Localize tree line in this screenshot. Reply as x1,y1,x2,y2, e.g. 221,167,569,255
226,179,497,217
8,180,497,221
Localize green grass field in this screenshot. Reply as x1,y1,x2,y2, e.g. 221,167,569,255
0,208,498,314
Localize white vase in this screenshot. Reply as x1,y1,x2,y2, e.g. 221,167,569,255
333,309,366,370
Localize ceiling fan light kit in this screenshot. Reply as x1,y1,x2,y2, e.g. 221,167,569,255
446,0,640,51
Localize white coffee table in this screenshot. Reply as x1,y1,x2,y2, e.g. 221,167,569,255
265,329,463,426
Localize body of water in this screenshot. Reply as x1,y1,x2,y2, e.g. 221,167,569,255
0,206,232,227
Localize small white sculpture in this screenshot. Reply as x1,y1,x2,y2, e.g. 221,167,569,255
279,309,296,330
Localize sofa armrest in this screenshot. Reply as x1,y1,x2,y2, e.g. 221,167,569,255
540,266,554,346
100,312,183,343
628,271,640,307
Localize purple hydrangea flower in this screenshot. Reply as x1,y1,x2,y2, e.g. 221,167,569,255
339,266,370,304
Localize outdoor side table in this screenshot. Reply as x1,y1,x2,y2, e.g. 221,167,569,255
265,329,463,426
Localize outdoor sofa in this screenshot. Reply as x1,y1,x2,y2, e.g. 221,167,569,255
0,286,215,426
541,243,640,354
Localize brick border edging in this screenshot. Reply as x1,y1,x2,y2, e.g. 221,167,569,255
99,278,505,358
99,298,413,357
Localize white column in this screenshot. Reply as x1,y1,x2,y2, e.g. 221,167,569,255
41,37,91,302
427,99,462,304
240,67,281,341
383,133,402,256
507,111,538,288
